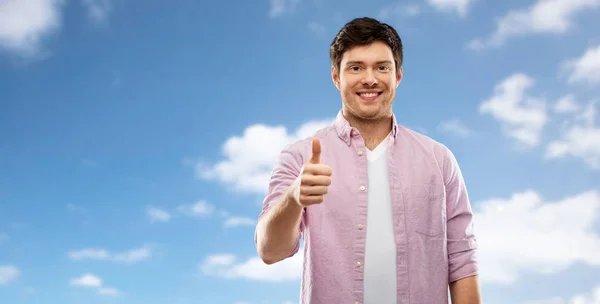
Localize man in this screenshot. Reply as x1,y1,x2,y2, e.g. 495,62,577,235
254,17,481,304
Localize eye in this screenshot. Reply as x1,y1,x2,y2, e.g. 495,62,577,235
349,66,361,71
378,66,390,71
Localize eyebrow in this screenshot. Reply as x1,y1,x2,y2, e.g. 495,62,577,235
345,60,393,66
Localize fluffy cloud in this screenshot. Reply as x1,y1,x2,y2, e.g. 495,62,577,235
546,100,600,169
146,207,171,223
146,200,216,223
199,251,303,282
479,73,548,147
70,273,120,297
553,95,580,114
0,0,64,57
96,287,119,297
525,283,600,304
176,200,214,217
468,0,600,50
70,273,102,287
224,216,256,228
0,265,19,285
197,118,333,194
475,189,600,284
562,45,600,85
68,246,151,264
426,0,474,17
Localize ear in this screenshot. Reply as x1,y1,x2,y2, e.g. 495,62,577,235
331,66,340,90
396,66,403,88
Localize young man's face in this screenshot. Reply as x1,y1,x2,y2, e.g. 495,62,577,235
332,40,403,121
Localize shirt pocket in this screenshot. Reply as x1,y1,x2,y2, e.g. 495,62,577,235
408,184,446,237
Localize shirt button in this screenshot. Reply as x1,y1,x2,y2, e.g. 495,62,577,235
355,302,360,304
357,224,363,229
358,150,364,156
356,261,361,267
359,186,366,191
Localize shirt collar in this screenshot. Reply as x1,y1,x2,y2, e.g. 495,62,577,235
334,110,398,146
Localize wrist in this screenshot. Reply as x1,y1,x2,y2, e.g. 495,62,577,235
289,165,305,208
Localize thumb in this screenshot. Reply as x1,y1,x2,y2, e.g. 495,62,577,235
309,137,321,164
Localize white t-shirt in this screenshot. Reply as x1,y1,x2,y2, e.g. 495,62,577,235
363,133,397,304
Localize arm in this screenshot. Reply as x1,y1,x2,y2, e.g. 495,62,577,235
255,149,305,265
442,145,481,303
450,275,481,304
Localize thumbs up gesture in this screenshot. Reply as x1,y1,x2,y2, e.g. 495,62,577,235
297,138,332,207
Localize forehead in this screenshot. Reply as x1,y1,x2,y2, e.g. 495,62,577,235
340,40,394,63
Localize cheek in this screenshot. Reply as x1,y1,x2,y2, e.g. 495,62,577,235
341,76,361,89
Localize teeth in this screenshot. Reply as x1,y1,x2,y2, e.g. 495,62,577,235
360,92,378,98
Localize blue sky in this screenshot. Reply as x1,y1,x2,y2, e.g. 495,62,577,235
1,0,600,303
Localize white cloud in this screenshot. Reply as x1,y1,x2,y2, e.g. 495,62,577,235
81,0,112,24
563,45,600,85
70,273,120,297
112,247,151,263
0,0,64,57
0,265,19,285
68,246,151,264
146,201,216,223
70,273,102,287
97,287,119,297
525,283,600,304
269,0,299,18
546,100,600,169
197,118,333,194
438,118,472,137
467,0,600,50
479,73,548,147
224,216,256,228
475,189,600,284
199,251,303,282
147,207,171,223
554,95,580,114
176,200,214,217
426,0,474,17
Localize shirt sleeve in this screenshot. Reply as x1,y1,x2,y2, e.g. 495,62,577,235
442,145,479,282
254,144,306,258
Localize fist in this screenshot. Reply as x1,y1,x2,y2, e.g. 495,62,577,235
297,137,332,206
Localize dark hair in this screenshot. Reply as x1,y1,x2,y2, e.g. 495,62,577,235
330,17,403,73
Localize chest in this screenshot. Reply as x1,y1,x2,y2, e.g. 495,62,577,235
304,144,446,236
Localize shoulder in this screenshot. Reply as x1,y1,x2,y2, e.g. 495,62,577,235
397,124,451,155
396,124,456,173
279,123,337,165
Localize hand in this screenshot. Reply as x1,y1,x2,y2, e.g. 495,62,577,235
296,137,332,207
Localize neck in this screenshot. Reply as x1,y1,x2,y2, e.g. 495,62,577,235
343,110,393,150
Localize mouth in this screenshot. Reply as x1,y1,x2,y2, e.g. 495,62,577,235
356,91,383,101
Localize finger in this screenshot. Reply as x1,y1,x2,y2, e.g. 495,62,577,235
303,164,332,176
309,137,321,164
301,175,332,186
299,194,324,206
300,185,329,196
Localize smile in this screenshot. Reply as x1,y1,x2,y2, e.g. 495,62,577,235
356,91,382,101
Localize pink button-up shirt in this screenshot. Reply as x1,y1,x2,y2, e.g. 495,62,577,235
257,110,479,304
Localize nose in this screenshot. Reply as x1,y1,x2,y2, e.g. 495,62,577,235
361,69,378,86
